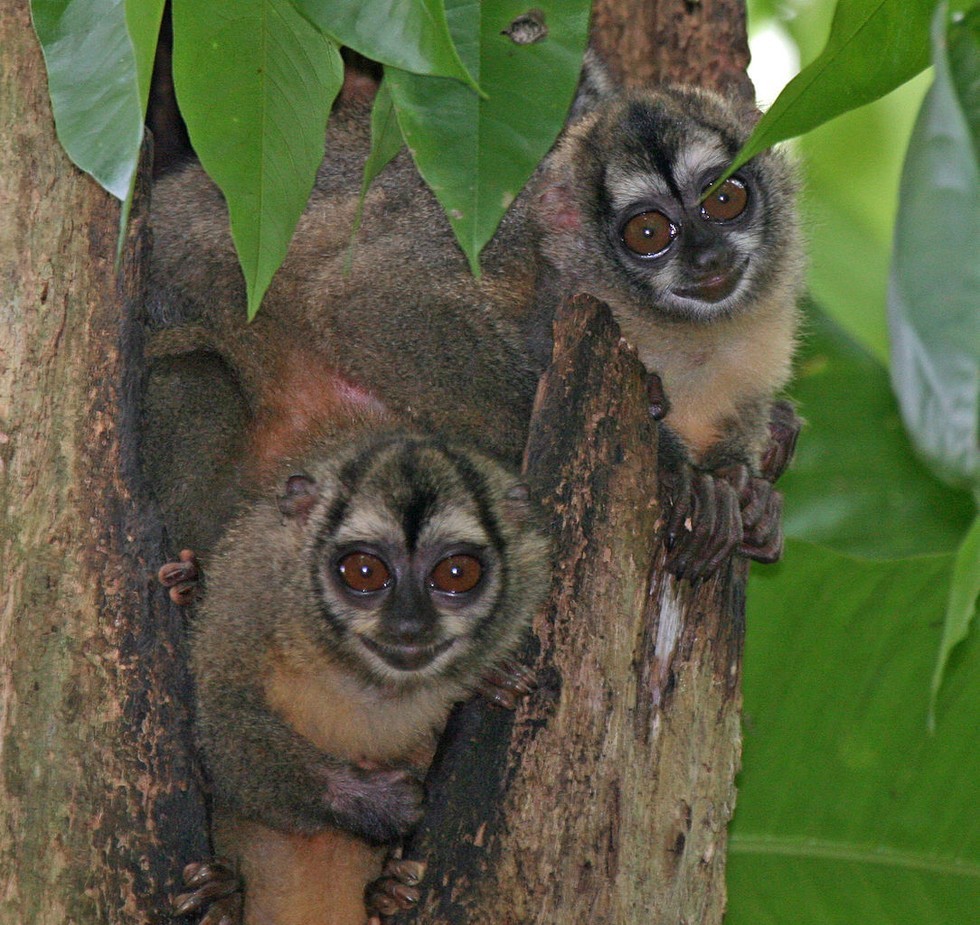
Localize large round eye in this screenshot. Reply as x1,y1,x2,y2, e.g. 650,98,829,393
621,210,677,257
701,178,748,222
429,555,483,595
337,552,391,593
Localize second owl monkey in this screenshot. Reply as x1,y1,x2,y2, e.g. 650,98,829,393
149,70,802,924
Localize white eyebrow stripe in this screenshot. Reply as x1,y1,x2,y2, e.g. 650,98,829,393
605,165,670,211
604,139,732,212
672,140,731,188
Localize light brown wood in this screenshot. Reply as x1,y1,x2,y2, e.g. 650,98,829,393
0,4,207,921
591,0,754,101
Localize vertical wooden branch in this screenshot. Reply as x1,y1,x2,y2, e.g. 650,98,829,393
407,299,744,924
591,0,754,101
0,6,207,922
406,3,755,920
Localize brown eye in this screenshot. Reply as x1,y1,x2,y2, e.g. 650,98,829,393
701,178,748,222
429,555,483,594
337,552,391,593
622,210,677,256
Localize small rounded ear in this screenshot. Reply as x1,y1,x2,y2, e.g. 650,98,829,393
500,483,533,527
568,49,615,121
277,473,318,522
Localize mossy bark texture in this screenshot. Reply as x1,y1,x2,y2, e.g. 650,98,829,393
0,5,207,923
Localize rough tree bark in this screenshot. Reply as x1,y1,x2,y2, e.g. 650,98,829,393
402,3,754,922
0,4,207,923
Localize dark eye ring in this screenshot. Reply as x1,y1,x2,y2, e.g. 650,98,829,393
701,177,749,222
621,210,678,257
337,551,392,594
428,554,483,595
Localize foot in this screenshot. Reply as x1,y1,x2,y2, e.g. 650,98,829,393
716,465,785,564
365,857,427,921
173,859,242,925
661,465,743,583
760,399,802,483
475,659,536,710
158,549,201,605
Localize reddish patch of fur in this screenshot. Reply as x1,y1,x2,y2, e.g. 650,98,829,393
247,347,390,481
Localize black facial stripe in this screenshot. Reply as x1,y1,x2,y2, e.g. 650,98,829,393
624,101,683,201
310,434,407,637
397,443,439,554
436,446,514,649
438,446,506,555
320,434,407,537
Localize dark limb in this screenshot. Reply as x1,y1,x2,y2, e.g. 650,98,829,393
760,398,803,483
365,857,428,922
173,860,243,925
660,463,743,583
475,658,536,710
199,688,425,846
158,548,201,605
715,465,785,564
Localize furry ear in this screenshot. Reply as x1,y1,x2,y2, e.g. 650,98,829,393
277,473,319,523
568,49,616,122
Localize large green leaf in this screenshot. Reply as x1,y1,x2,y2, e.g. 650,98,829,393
887,3,979,492
729,0,936,175
781,303,974,559
384,0,590,272
172,0,343,318
294,0,477,89
31,0,164,200
730,540,979,924
929,514,980,725
125,0,166,117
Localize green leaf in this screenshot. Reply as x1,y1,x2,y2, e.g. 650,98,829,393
172,0,343,318
125,0,166,117
887,2,979,491
31,0,159,200
347,79,404,266
929,514,980,727
730,540,979,924
293,0,478,90
781,303,974,558
729,0,936,176
385,0,590,272
947,2,980,158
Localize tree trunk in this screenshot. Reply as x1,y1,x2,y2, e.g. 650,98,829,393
591,0,754,101
403,3,753,922
0,5,207,923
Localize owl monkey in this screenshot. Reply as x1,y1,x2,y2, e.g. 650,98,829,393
147,69,801,924
531,83,804,578
147,96,550,924
171,428,548,925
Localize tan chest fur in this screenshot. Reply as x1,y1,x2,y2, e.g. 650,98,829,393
262,644,455,767
612,293,797,460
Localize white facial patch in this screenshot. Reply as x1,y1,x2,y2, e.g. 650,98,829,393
418,504,489,550
332,502,403,548
605,165,671,212
670,138,731,193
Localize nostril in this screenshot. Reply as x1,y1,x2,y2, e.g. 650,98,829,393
383,613,436,647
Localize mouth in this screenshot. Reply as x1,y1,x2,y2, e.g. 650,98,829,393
672,259,747,304
358,635,455,671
